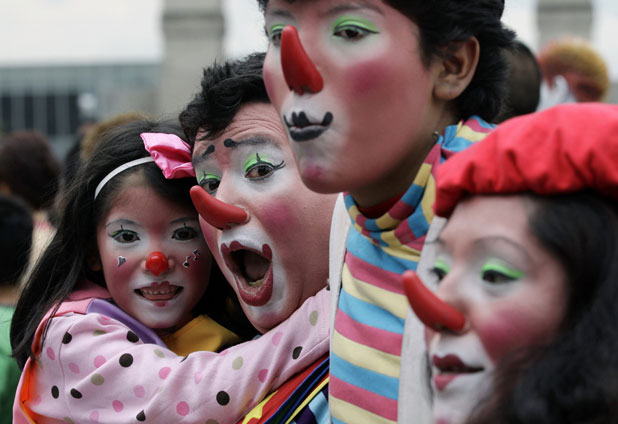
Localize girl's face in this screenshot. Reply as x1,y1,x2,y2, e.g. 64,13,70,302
96,180,212,332
263,0,444,202
426,195,567,424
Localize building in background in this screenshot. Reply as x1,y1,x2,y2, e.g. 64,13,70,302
0,0,616,159
0,0,223,159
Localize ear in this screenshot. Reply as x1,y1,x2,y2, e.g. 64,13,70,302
433,37,480,101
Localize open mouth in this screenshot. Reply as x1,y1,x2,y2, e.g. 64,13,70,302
432,354,484,391
221,241,274,306
136,282,182,302
283,111,333,142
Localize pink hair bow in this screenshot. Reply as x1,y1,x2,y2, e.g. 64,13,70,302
141,132,195,179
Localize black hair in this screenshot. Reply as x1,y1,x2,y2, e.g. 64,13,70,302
0,130,60,211
466,192,618,423
11,119,255,368
495,40,542,123
179,53,269,145
256,0,514,122
0,194,33,286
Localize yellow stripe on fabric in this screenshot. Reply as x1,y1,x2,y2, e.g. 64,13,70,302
285,377,329,424
379,243,420,263
456,125,489,142
330,396,398,424
421,173,436,224
348,203,361,222
332,329,401,379
413,162,432,186
342,266,409,320
374,213,400,230
240,390,278,423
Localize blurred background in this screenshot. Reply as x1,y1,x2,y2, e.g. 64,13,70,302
0,0,616,159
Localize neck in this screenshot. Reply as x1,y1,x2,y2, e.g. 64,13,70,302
351,109,459,208
0,284,21,306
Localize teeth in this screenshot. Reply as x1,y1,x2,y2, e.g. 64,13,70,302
247,277,264,287
141,287,177,295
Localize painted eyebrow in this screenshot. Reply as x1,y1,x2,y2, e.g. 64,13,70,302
323,1,382,17
170,216,199,225
223,136,271,149
105,218,139,229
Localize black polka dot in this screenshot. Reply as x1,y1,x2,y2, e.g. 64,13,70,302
126,331,139,343
292,346,303,360
51,385,59,398
70,389,82,399
136,410,146,421
119,353,134,367
62,332,72,344
216,391,230,406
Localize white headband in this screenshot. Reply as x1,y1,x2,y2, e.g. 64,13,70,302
94,157,154,200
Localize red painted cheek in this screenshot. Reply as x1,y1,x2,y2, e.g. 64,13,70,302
424,327,436,348
474,306,552,363
344,59,395,96
260,201,298,235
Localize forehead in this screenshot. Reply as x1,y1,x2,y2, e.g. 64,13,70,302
192,102,289,160
440,195,533,246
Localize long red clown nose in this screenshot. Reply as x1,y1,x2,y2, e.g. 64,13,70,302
402,270,466,332
146,251,169,277
280,25,324,95
190,186,248,231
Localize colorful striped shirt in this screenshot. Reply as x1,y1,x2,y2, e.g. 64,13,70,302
329,117,494,423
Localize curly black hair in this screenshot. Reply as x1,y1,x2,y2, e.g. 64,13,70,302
179,53,269,145
256,0,514,122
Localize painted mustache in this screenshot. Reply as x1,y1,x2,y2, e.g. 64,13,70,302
283,111,334,142
281,25,323,95
402,270,466,332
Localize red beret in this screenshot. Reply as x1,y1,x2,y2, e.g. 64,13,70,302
434,103,618,217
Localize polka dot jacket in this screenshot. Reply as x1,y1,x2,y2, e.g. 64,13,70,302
13,287,330,423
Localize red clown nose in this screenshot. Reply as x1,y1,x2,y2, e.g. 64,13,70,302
190,186,248,231
281,25,324,95
146,251,169,277
402,270,466,333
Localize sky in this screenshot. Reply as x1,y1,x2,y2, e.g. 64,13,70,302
0,0,617,79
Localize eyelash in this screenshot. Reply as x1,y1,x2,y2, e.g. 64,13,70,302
244,153,285,180
333,18,378,41
110,226,139,244
199,172,221,195
430,259,450,281
481,262,523,284
268,24,285,46
172,224,199,241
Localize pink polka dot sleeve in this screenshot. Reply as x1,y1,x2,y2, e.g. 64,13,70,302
20,287,330,423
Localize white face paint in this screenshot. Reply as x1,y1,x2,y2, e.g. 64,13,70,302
263,0,444,204
425,195,568,424
96,180,212,332
192,103,336,333
428,330,494,424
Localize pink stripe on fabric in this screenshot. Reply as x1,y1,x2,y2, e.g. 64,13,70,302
330,375,399,421
334,309,403,356
346,253,406,295
465,116,492,133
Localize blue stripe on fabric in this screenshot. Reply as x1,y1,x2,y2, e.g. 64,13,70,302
338,288,405,334
332,418,346,424
306,389,330,424
407,207,430,237
346,230,418,273
330,353,400,400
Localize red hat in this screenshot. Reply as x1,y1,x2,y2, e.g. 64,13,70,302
434,103,618,218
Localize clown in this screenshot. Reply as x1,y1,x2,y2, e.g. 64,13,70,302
405,103,618,424
180,53,338,423
257,0,514,422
